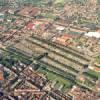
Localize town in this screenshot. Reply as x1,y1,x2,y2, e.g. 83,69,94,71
0,0,100,100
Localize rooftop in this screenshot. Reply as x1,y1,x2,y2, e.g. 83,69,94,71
85,32,100,38
18,6,39,17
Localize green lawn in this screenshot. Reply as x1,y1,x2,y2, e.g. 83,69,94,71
96,54,100,64
37,66,73,89
84,69,100,81
87,70,100,78
55,0,65,4
0,48,32,66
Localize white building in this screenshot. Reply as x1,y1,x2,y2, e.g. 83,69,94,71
85,32,100,38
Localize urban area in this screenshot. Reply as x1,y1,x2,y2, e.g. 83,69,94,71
0,0,100,100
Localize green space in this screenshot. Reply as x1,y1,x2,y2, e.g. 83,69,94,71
68,31,80,35
54,0,65,4
40,12,57,19
37,66,73,90
78,18,97,25
54,0,66,7
4,71,10,79
95,54,100,65
0,52,18,68
87,69,100,78
84,69,100,81
7,47,32,65
47,71,72,88
0,48,32,68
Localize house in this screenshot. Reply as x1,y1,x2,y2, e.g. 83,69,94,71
85,32,100,38
96,28,100,33
69,86,99,100
94,67,100,72
53,34,72,46
70,26,88,33
18,6,40,17
76,75,86,83
56,26,65,32
96,80,100,92
26,22,35,30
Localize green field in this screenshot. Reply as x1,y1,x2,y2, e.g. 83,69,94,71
37,66,73,90
87,70,100,78
55,0,65,4
0,48,32,68
96,54,100,64
84,69,100,81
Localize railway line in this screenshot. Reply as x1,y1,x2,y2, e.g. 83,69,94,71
24,39,82,73
28,40,84,66
38,61,76,82
40,56,78,75
9,45,78,75
10,37,89,74
1,48,95,92
47,53,82,71
6,36,91,76
5,45,96,86
2,46,77,82
27,37,89,67
31,35,90,62
6,46,78,82
15,39,83,71
4,35,95,88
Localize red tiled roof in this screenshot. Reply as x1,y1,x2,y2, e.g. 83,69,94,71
0,71,3,80
96,29,100,32
26,22,35,30
61,34,71,39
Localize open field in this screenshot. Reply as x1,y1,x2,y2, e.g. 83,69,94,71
37,66,73,90
85,69,100,79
